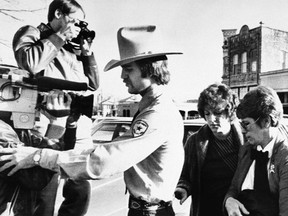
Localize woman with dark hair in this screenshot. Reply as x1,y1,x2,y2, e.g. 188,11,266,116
175,83,244,216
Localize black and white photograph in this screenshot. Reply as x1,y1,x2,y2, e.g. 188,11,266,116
0,0,288,216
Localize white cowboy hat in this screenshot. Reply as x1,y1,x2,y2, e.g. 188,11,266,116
104,25,182,71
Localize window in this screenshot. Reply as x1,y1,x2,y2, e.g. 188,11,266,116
251,61,257,72
241,52,247,73
232,54,239,74
282,50,288,69
123,109,131,117
250,49,257,72
179,110,200,120
92,123,131,142
239,87,248,99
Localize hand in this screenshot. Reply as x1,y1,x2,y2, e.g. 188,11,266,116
225,197,250,216
66,112,80,128
174,187,188,205
56,22,80,42
46,90,71,111
80,38,92,56
0,146,38,176
42,90,72,127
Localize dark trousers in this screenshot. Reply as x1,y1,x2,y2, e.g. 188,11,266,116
0,178,18,215
58,179,91,216
0,178,36,216
33,173,59,216
238,189,278,216
31,175,90,216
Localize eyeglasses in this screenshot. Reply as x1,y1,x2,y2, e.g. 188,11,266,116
239,117,260,131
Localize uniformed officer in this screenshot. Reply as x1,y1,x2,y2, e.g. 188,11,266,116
0,25,184,216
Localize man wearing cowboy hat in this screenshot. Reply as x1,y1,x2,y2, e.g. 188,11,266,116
0,25,184,216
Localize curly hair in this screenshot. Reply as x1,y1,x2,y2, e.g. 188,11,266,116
236,86,283,127
135,56,170,85
48,0,85,22
198,83,239,120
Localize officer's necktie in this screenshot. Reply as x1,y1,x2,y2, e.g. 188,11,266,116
251,148,270,193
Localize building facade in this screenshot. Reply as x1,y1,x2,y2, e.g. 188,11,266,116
117,95,140,117
222,24,288,113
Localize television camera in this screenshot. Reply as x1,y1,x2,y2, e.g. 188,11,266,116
0,66,94,129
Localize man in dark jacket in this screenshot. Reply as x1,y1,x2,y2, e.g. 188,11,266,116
0,25,184,216
224,86,288,216
12,0,99,215
175,83,244,216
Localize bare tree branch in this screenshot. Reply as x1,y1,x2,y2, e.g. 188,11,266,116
0,10,22,20
0,7,46,21
0,0,48,60
0,40,11,48
0,8,45,13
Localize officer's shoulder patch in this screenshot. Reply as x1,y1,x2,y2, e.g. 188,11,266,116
132,120,148,137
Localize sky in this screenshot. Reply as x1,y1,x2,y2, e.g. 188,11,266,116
2,0,288,101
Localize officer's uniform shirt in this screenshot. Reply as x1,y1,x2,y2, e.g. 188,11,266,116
39,85,184,203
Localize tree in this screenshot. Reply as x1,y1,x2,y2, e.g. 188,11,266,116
0,0,47,64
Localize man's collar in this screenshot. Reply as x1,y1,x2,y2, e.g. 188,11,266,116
256,136,275,158
138,85,164,111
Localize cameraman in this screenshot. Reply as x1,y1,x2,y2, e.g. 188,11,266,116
0,90,71,215
12,0,99,216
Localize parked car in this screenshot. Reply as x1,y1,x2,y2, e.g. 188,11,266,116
182,118,206,143
91,117,133,144
91,116,206,145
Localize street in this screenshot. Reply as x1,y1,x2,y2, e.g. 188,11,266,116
55,173,190,216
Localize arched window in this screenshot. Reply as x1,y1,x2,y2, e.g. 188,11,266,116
123,109,131,117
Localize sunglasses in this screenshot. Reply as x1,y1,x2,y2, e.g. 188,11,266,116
239,116,260,131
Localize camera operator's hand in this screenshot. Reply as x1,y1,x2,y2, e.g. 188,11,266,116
66,112,80,129
80,37,92,56
0,146,38,176
42,90,72,127
56,21,80,42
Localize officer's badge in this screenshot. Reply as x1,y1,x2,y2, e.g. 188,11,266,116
132,120,148,137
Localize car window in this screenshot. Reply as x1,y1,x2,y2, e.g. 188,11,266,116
91,118,205,145
92,123,131,143
183,125,202,144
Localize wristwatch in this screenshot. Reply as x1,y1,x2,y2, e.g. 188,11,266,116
33,149,42,166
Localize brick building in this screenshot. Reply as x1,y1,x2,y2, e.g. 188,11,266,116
222,24,288,113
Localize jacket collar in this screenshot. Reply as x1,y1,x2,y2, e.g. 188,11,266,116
138,85,164,112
